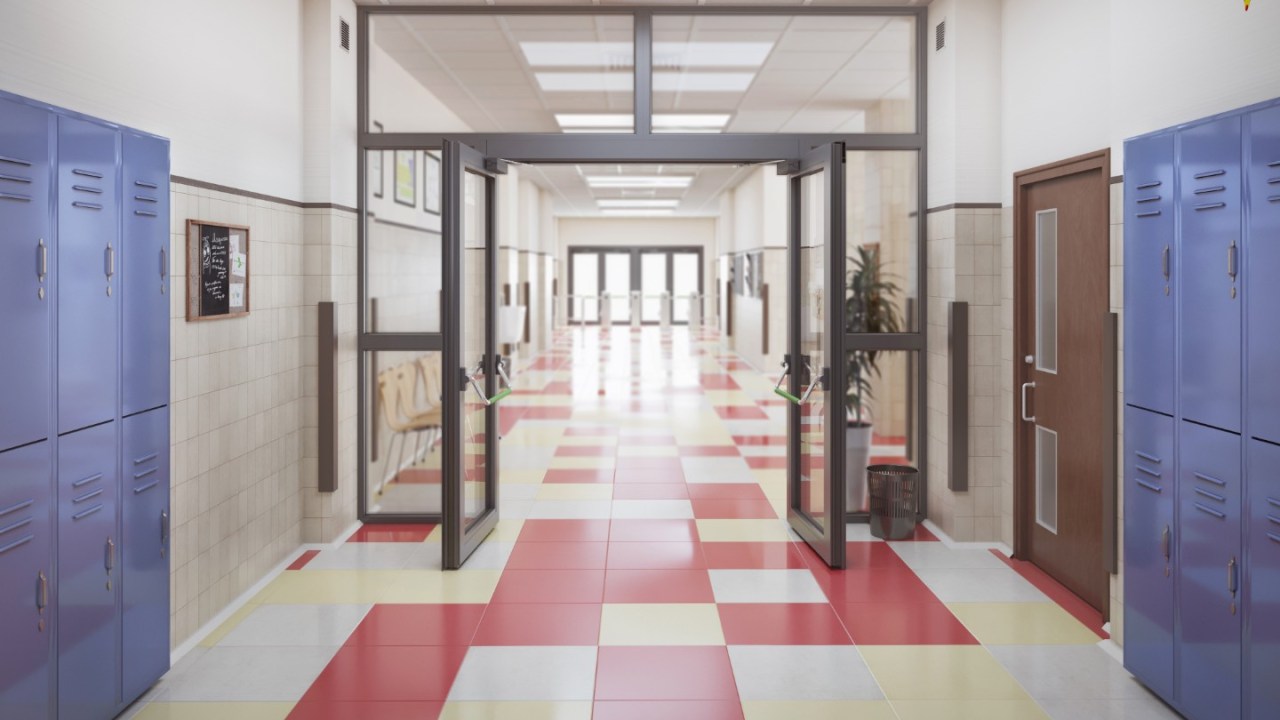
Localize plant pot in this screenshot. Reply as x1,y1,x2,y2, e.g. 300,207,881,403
845,421,873,513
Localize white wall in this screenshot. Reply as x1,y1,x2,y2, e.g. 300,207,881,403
0,0,307,201
721,166,788,370
369,27,470,134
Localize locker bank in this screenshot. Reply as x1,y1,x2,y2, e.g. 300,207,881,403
0,1,1278,719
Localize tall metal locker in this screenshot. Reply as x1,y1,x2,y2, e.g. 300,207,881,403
56,422,119,720
0,97,53,453
1124,132,1177,417
121,407,170,702
1177,421,1242,720
1178,116,1243,434
0,441,53,720
121,132,171,418
1122,407,1176,699
1246,438,1280,719
1247,105,1280,445
57,117,120,436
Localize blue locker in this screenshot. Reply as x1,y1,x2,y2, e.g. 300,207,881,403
1177,421,1242,720
56,422,119,720
1124,133,1177,416
1123,406,1176,700
1246,438,1280,720
1247,106,1280,445
121,407,170,704
57,117,119,435
0,441,54,720
1179,116,1243,434
121,132,170,418
0,97,53,453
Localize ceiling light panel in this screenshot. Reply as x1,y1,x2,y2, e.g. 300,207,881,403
600,209,676,217
555,114,633,130
597,199,680,209
652,114,731,130
586,176,694,189
520,41,633,68
652,42,775,68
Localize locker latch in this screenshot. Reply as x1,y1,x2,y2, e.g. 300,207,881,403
1227,556,1238,614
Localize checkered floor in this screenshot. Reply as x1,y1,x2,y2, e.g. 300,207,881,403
125,327,1178,720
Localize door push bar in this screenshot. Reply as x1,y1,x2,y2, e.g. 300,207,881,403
773,357,801,404
465,357,515,407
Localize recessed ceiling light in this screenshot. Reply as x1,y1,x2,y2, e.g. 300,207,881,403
600,208,676,217
597,199,680,209
586,176,694,189
520,42,633,68
653,42,775,68
536,73,633,92
537,72,753,93
653,114,731,131
555,114,633,130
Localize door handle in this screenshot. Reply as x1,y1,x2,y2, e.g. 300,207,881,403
1228,241,1238,281
160,246,168,294
798,362,823,405
1161,245,1170,281
1021,382,1036,422
490,355,514,405
161,509,169,557
773,358,800,404
464,364,490,406
37,571,48,613
105,537,115,573
1161,525,1171,577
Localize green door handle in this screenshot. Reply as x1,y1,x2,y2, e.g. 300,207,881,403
488,388,513,405
773,387,801,404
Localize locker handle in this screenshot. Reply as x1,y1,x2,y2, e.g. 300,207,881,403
1020,382,1036,422
37,238,48,282
1135,478,1162,493
37,571,47,612
1228,557,1237,595
1161,245,1170,282
106,243,116,280
1228,241,1238,281
160,247,168,282
161,510,169,546
105,537,115,572
1161,525,1171,563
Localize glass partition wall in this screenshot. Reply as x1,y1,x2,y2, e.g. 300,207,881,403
357,6,928,549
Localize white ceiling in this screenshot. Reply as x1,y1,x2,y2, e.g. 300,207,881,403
522,163,758,217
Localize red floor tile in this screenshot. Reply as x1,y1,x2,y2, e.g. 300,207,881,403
690,498,777,520
498,408,525,436
701,542,808,570
347,523,436,543
614,466,685,484
603,569,715,603
894,523,939,542
992,550,1108,638
812,567,939,604
520,407,574,420
491,569,606,604
517,519,612,543
287,549,320,570
287,701,444,720
471,603,603,646
718,603,853,645
345,604,486,646
610,519,700,542
731,435,787,447
612,483,690,500
843,541,912,570
834,602,979,645
595,647,739,701
686,484,767,501
556,445,617,457
592,701,744,720
712,405,769,420
607,541,706,570
301,645,467,702
506,541,609,570
391,468,442,485
744,456,788,470
543,468,615,484
678,445,741,457
699,374,741,390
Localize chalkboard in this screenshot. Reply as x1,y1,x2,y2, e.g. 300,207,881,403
187,219,250,320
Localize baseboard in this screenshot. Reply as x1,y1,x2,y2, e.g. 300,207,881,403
1098,636,1124,665
921,518,1014,556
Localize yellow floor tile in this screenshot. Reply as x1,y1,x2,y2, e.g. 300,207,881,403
549,456,616,470
380,569,502,603
741,701,898,720
557,435,619,447
599,603,725,645
424,524,444,543
131,702,294,720
513,396,574,407
616,445,678,457
504,427,566,446
703,390,756,406
257,570,398,604
487,518,527,542
946,602,1102,645
696,519,794,542
890,699,1051,720
499,469,548,485
438,701,593,720
198,601,261,647
859,646,1034,701
537,484,613,500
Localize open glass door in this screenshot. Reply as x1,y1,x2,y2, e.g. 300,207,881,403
783,143,847,567
442,140,507,568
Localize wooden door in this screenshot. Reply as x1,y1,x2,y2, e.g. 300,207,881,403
1014,151,1110,612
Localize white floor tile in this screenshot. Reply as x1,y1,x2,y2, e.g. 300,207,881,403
988,646,1158,702
218,604,371,647
610,499,695,519
682,457,755,484
302,543,422,571
448,647,598,701
709,569,829,603
150,646,339,702
527,500,613,519
728,646,883,701
887,542,1008,570
912,568,1051,603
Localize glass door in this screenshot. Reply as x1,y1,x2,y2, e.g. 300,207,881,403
784,143,847,567
603,252,632,325
443,140,507,568
641,251,668,323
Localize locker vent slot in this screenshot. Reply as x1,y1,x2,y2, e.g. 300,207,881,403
135,210,157,217
1269,160,1280,167
0,191,31,202
72,201,102,210
0,154,33,167
1136,451,1162,463
1136,180,1162,189
1194,169,1226,179
1193,471,1226,486
0,172,32,184
1136,196,1161,203
0,517,33,536
135,179,158,189
72,472,103,489
1268,497,1280,509
72,488,104,505
72,168,103,179
1136,210,1162,218
71,504,103,521
133,467,158,481
1269,195,1280,204
1193,185,1225,195
1192,502,1226,519
1268,177,1280,185
1135,478,1162,493
1193,487,1226,503
134,194,157,203
0,534,34,555
133,479,160,494
1268,532,1280,544
1136,464,1161,478
134,452,159,465
1194,202,1227,211
1267,514,1280,526
72,184,103,194
0,499,34,518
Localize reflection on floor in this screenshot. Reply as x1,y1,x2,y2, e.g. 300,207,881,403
124,327,1178,720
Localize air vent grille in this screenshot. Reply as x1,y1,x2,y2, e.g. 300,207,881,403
936,20,946,51
340,18,350,52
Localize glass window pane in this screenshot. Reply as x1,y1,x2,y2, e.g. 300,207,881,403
366,149,443,333
642,252,668,323
1036,425,1058,533
799,170,827,528
365,350,444,515
604,252,632,325
1036,209,1058,373
844,349,920,513
370,15,634,133
672,252,699,324
462,170,489,524
571,252,599,323
652,15,916,134
845,151,919,333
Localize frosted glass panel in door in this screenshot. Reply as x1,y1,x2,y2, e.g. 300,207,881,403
604,252,631,324
672,252,699,323
571,252,599,323
642,253,667,323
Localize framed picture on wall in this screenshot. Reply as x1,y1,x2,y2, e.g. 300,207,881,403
370,121,384,199
394,149,416,207
424,151,441,215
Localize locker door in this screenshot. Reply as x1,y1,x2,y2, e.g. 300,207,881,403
1123,133,1177,416
1177,421,1242,720
57,117,119,435
121,132,170,418
121,407,169,703
1122,406,1176,700
0,97,53,453
1247,105,1280,445
1247,439,1280,720
57,422,119,720
1179,117,1243,433
0,441,53,720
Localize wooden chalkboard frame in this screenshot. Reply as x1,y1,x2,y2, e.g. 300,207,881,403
186,219,251,321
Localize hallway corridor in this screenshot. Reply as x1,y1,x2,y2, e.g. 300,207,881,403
126,328,1174,720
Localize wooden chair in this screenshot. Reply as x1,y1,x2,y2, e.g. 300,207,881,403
376,367,441,493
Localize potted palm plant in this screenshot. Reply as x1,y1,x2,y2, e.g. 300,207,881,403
845,246,903,513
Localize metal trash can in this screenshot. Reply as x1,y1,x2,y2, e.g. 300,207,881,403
867,465,920,540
